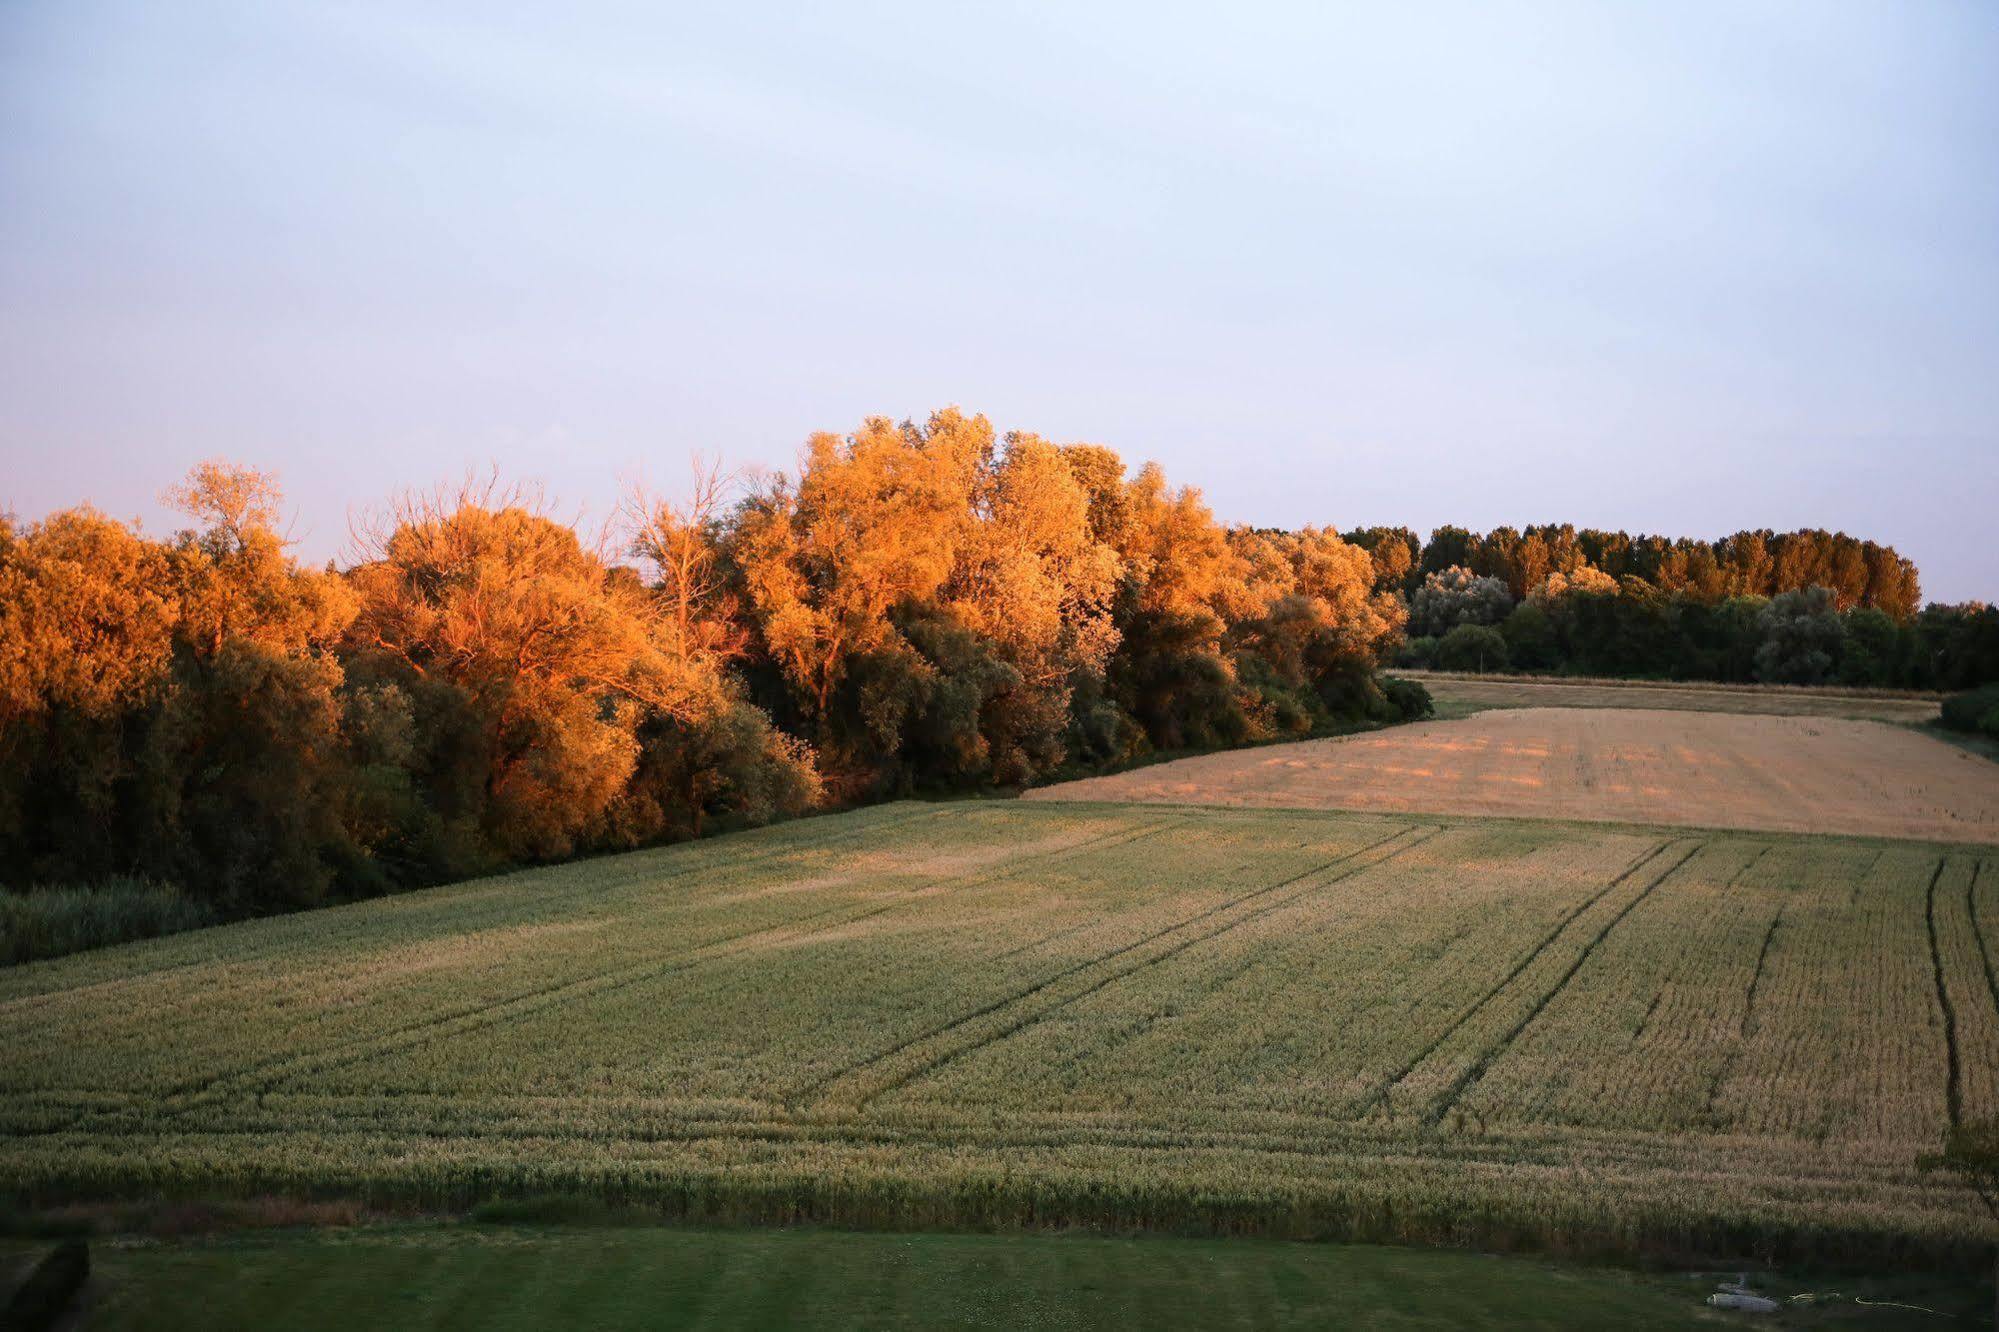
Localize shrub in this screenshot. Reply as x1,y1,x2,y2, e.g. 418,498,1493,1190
1379,676,1434,721
1940,684,1999,738
1396,636,1438,669
1436,624,1509,673
613,699,821,844
0,878,217,967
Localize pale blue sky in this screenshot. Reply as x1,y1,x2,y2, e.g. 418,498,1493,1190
2,2,1994,598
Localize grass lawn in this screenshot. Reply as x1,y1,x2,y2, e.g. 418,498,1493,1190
11,1224,1987,1330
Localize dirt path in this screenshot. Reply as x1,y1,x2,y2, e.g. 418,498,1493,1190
1028,707,1999,844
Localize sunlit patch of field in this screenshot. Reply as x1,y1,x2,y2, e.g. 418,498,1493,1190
0,801,1992,1263
1030,707,1999,844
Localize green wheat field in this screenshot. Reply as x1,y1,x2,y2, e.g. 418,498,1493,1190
3,800,1993,1264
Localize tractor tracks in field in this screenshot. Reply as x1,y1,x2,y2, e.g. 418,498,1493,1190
151,815,1183,1122
792,824,1442,1113
1968,859,1998,1031
1631,845,1773,1047
1695,858,1791,1127
1419,840,1704,1127
1924,856,1962,1127
1699,847,1893,1130
1740,880,1786,1041
0,806,951,1028
617,802,954,892
1350,838,1688,1125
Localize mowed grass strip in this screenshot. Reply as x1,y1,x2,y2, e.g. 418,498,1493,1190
1,801,1994,1263
33,1224,1885,1332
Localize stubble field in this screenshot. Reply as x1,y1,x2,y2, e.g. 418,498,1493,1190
2,797,1993,1263
1395,671,1945,723
1029,707,1999,844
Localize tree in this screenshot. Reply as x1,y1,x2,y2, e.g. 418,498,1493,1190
1754,587,1846,685
140,463,365,905
161,459,283,550
1436,624,1509,673
137,640,359,908
1530,565,1617,602
945,433,1122,701
1397,635,1439,669
1838,607,1901,686
1225,526,1406,728
1409,567,1512,638
0,508,178,725
612,699,820,843
1100,464,1259,751
1341,526,1421,595
1499,602,1559,671
1419,525,1474,579
10,424,1967,933
161,460,355,663
0,464,375,902
730,412,983,726
620,457,750,672
1117,462,1244,626
1914,604,1999,691
0,509,181,881
346,480,725,861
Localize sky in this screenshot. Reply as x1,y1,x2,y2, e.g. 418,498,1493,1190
1,1,1995,599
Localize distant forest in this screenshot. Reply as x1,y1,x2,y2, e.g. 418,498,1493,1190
1342,524,1994,687
2,408,1994,934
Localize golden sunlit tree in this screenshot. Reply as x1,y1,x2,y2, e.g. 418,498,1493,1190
615,461,819,840
730,411,984,722
346,478,729,861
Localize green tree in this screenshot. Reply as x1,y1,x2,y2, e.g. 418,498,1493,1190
1838,607,1900,686
1754,587,1846,685
1409,567,1512,638
1436,624,1509,673
1499,602,1559,671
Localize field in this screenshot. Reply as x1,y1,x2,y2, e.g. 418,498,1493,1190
2,799,1994,1264
8,1224,1983,1330
1398,672,1945,723
1032,708,1999,844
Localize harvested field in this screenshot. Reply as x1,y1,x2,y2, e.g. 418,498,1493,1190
1030,708,1999,844
1402,672,1942,723
0,801,1992,1262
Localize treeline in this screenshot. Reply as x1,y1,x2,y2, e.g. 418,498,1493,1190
1391,565,1997,689
1346,525,1997,689
0,410,1420,923
5,410,1988,944
1343,523,1923,616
